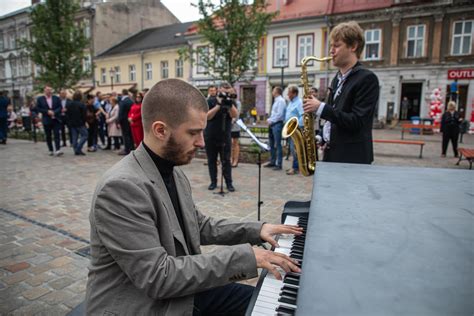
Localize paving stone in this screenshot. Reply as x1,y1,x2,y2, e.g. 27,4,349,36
29,264,51,275
10,301,51,316
41,289,75,305
47,256,72,268
22,287,51,300
2,271,31,285
26,253,54,265
48,276,75,290
66,279,87,294
26,272,55,287
63,293,85,309
4,261,31,273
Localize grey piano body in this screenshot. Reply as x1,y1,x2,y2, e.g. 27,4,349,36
297,162,473,315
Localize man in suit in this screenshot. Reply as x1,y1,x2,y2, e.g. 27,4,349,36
117,88,134,155
303,21,379,164
36,85,63,156
86,79,302,315
0,91,10,144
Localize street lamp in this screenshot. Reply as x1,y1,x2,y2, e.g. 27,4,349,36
278,54,288,89
109,67,116,91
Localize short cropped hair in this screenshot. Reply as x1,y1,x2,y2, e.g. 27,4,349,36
288,85,299,96
122,89,129,96
219,82,232,89
330,21,365,59
273,86,282,95
142,79,209,132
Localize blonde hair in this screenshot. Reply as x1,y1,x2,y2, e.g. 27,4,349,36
330,21,365,59
447,101,456,111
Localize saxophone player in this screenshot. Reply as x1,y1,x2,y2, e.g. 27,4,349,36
303,21,379,164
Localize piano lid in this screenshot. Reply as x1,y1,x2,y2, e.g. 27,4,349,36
297,163,474,316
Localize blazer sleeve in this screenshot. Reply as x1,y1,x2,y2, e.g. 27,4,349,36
36,97,48,115
92,177,258,300
53,97,62,117
321,72,379,131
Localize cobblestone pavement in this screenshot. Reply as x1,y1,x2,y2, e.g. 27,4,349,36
0,128,472,315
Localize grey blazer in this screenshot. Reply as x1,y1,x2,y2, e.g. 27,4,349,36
86,144,263,315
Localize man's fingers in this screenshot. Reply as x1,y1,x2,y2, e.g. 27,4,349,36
264,262,283,280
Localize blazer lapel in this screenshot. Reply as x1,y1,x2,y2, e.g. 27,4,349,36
133,144,189,255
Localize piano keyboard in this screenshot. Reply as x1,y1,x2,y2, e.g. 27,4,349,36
249,215,308,316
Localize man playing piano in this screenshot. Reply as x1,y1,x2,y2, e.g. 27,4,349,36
85,79,302,315
303,21,380,164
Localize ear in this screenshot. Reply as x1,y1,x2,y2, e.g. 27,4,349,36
151,120,168,140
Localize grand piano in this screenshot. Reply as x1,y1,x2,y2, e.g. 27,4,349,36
247,162,474,315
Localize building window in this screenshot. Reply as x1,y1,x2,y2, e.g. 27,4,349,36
0,59,4,79
197,46,208,74
161,61,169,79
101,68,106,83
297,34,313,65
83,54,91,72
21,55,29,76
145,63,152,80
364,29,381,60
114,66,121,83
273,36,289,67
175,59,183,78
10,57,17,77
452,20,472,56
9,32,16,50
0,35,4,51
84,20,91,39
406,25,424,58
129,64,136,82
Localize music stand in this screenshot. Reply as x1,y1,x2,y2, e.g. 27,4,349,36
236,119,270,221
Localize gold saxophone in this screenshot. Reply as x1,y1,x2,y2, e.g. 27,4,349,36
282,56,332,176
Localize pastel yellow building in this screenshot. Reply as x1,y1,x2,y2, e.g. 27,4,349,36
93,22,193,94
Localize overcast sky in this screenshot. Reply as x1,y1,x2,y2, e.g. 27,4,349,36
0,0,207,22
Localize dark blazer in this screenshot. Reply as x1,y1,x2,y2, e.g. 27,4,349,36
0,96,10,118
118,96,134,124
440,111,460,134
321,62,379,164
65,101,86,128
36,95,62,126
85,144,262,315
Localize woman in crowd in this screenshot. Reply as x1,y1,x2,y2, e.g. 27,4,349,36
440,101,461,158
128,92,144,147
7,105,17,131
85,94,99,152
106,97,122,151
20,102,31,132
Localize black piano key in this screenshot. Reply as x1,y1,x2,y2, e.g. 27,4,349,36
278,295,297,305
290,254,303,260
286,271,301,278
282,285,299,295
276,305,296,315
284,276,300,286
280,289,298,298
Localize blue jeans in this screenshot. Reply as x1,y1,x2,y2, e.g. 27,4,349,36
193,283,253,315
268,121,283,167
289,138,299,170
71,126,88,154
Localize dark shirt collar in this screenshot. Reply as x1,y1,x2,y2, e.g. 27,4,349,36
143,142,175,177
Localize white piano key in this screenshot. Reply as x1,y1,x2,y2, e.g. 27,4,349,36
284,215,299,225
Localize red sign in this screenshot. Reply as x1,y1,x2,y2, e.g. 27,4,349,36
448,69,474,80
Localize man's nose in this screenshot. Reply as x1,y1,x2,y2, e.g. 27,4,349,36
196,133,205,148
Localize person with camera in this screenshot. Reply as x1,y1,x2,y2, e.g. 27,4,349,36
205,82,238,192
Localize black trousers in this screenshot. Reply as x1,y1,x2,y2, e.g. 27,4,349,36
43,121,61,152
120,120,134,153
193,283,253,316
442,129,459,156
205,136,232,185
87,122,98,148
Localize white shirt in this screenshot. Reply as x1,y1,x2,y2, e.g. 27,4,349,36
316,69,352,143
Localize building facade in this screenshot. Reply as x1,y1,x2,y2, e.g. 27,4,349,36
94,22,192,94
0,0,179,107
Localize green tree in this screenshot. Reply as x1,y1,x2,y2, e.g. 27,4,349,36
182,0,276,86
21,0,89,92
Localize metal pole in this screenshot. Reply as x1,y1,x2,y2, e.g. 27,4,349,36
281,67,284,89
111,76,114,91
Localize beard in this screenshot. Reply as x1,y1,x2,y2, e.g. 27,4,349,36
161,133,196,166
